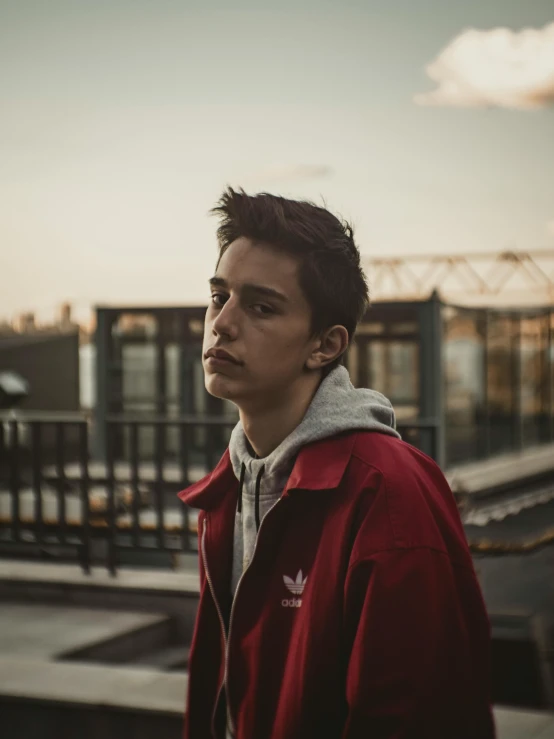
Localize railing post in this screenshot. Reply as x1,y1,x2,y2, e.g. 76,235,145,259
79,422,91,574
105,422,117,576
130,422,141,549
154,420,165,550
9,417,21,543
55,422,67,545
94,308,110,463
31,423,43,550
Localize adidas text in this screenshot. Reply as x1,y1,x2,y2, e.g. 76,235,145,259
281,598,302,608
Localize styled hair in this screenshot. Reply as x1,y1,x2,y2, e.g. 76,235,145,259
210,188,369,357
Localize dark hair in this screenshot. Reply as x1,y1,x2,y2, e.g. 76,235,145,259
210,188,369,364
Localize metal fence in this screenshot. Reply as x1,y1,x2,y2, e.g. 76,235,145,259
0,412,438,574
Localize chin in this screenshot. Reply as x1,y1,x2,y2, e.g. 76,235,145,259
205,373,241,401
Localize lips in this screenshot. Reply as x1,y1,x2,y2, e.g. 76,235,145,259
204,348,242,365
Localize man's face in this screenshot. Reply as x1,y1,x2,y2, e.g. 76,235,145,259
202,237,318,410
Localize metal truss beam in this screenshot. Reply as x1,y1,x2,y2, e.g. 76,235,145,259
364,250,554,305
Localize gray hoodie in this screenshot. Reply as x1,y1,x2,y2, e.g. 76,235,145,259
228,365,400,595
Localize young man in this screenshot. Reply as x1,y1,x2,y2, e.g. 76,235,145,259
178,189,495,739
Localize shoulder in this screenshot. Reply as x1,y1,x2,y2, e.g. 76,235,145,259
346,432,470,565
348,431,446,500
350,430,446,488
351,430,437,474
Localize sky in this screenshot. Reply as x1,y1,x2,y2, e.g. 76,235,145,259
1,0,553,323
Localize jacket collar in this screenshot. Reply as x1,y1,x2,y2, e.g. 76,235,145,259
177,432,358,510
177,448,237,510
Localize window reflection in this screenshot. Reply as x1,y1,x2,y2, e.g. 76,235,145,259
443,309,486,465
520,315,546,446
115,316,159,459
487,314,516,456
367,340,419,421
444,307,554,464
107,311,217,461
165,343,180,457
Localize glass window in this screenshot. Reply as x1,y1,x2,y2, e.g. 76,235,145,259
520,313,550,446
120,343,157,458
539,311,552,443
367,340,419,421
108,312,158,410
165,344,180,456
443,308,486,465
520,314,547,447
165,344,180,402
122,344,157,408
113,313,158,339
487,314,517,456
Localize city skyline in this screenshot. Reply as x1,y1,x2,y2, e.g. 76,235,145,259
2,0,554,323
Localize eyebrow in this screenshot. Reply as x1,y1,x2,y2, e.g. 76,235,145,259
209,276,289,303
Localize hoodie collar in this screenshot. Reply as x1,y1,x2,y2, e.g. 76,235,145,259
177,432,357,510
228,365,398,488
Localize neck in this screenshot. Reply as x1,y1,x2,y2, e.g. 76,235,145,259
239,372,322,458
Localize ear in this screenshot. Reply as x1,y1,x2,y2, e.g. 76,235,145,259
305,325,349,370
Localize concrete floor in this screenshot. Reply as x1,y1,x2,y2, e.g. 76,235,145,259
494,707,554,738
0,656,187,714
1,562,554,738
0,603,167,660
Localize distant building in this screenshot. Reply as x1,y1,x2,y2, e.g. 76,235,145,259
13,312,37,334
93,299,554,469
0,329,80,412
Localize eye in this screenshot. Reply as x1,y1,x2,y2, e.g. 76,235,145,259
251,304,274,316
210,292,227,307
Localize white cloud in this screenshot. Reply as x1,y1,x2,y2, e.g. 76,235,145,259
415,23,554,109
246,164,333,184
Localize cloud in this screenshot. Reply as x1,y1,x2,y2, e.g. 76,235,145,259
415,23,554,109
247,164,333,184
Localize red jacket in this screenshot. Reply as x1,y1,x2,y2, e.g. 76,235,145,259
178,431,495,739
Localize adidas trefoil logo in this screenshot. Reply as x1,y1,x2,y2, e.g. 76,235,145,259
282,570,307,608
284,570,307,595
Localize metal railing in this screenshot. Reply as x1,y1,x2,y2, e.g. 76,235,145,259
0,412,438,573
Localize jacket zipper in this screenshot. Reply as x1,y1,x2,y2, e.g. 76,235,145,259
200,516,228,739
201,498,284,738
224,496,283,737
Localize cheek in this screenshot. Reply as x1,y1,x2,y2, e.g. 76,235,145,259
253,327,310,366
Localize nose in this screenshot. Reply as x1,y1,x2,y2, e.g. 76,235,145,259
211,296,239,340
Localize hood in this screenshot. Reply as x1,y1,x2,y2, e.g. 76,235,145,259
229,364,400,492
